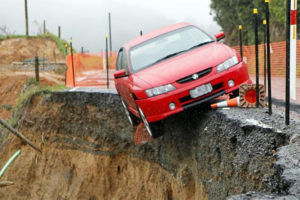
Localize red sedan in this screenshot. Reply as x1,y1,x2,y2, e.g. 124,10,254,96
114,22,251,138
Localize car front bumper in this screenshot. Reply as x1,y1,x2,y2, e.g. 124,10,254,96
136,61,252,122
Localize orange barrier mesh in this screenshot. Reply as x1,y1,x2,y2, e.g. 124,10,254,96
232,40,300,77
134,123,153,145
65,51,117,87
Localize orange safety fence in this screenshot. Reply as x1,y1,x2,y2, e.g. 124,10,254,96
232,40,300,77
65,51,117,88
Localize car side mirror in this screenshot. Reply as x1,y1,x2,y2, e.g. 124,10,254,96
114,69,128,79
215,32,225,41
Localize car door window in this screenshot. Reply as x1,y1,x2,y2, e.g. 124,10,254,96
121,50,129,73
116,49,123,70
116,49,129,73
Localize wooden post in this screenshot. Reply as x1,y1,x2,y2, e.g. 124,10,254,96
0,117,41,153
0,181,14,187
24,0,29,36
43,20,46,34
58,26,61,39
53,49,57,64
35,55,39,82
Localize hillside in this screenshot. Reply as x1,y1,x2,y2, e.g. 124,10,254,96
0,36,66,65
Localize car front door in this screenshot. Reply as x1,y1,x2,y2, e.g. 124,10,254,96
115,48,137,113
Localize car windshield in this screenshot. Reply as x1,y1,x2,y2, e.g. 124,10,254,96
129,26,214,73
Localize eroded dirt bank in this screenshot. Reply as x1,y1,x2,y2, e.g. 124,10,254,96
0,38,64,64
0,91,299,200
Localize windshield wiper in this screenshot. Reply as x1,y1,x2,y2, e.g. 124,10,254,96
188,41,214,50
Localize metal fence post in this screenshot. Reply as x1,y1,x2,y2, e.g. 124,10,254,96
106,36,109,89
108,13,112,57
253,9,259,108
239,25,243,59
266,0,272,115
263,20,267,89
70,38,75,87
286,0,291,125
65,44,68,56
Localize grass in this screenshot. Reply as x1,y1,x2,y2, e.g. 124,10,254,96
0,104,12,111
0,34,36,40
9,79,66,128
0,82,65,144
39,32,72,57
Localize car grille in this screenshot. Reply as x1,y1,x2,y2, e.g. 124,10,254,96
179,82,224,103
182,89,226,110
176,67,212,84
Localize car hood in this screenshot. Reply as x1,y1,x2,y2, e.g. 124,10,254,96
132,42,235,88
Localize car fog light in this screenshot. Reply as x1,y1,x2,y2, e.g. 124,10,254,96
228,80,235,87
169,102,176,110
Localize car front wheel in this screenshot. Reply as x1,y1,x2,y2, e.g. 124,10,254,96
120,98,139,126
137,105,164,138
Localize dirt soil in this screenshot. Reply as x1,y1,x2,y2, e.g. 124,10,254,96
0,72,64,119
0,93,195,200
0,90,298,200
0,37,64,64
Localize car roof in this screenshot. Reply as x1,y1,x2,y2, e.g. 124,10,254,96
123,22,192,49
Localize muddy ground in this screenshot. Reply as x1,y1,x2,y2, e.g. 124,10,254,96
0,90,299,200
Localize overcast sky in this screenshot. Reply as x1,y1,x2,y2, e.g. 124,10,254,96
0,0,221,52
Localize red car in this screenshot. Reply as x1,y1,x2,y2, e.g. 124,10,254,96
114,22,251,137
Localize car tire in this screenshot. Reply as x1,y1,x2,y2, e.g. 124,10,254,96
120,98,140,126
137,105,164,138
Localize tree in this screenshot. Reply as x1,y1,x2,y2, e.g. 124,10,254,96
210,0,298,45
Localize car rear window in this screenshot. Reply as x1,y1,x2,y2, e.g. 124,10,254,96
129,26,214,73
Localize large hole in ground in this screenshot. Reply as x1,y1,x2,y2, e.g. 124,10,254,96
0,92,289,200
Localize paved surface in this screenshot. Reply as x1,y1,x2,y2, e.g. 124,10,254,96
67,74,300,106
251,75,300,104
66,87,117,94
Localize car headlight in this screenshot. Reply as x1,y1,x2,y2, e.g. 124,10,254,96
145,84,176,98
217,55,239,73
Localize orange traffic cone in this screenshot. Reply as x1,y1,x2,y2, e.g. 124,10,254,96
210,97,240,109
